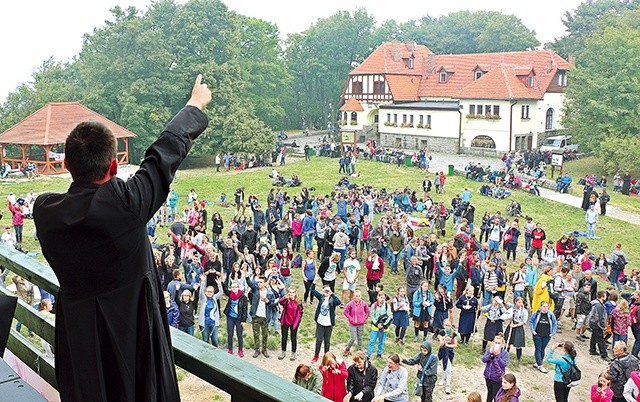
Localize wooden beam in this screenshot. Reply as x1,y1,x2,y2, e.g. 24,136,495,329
6,329,57,389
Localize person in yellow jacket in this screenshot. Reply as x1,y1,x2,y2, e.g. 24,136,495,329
532,266,554,312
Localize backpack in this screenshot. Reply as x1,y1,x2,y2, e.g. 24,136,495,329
561,356,581,387
614,254,627,271
292,254,303,268
547,277,559,302
502,229,513,245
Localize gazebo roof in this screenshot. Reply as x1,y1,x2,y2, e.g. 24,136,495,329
0,102,137,146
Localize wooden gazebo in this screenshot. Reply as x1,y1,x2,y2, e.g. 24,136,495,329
0,102,136,175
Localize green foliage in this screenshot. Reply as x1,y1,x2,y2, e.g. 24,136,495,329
285,9,378,129
598,137,640,174
397,11,539,54
562,8,640,158
546,0,639,59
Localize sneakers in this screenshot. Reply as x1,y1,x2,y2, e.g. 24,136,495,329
438,379,445,386
228,349,233,355
253,349,261,358
290,352,297,361
537,365,549,373
533,363,538,369
311,355,319,363
262,349,270,358
238,350,244,358
278,351,286,360
445,387,451,394
576,334,585,342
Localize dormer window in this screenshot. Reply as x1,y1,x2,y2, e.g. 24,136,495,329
557,72,568,87
527,76,535,87
404,57,414,69
439,72,448,83
475,71,483,80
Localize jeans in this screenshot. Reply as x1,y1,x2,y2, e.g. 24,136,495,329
613,333,628,344
590,326,608,357
483,291,494,306
281,324,298,352
268,310,280,333
533,334,551,366
179,325,194,336
200,324,219,347
610,271,623,292
303,233,314,251
315,324,333,356
587,222,596,238
226,315,244,351
389,252,399,272
366,329,387,357
14,225,22,244
346,324,364,350
524,233,532,253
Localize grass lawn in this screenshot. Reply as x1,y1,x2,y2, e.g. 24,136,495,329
564,156,640,214
3,155,639,385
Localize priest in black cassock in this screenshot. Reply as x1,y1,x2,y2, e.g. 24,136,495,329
33,75,211,401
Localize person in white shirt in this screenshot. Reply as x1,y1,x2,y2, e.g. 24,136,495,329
342,247,361,305
1,225,16,248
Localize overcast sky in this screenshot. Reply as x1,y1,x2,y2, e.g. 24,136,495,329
0,0,586,103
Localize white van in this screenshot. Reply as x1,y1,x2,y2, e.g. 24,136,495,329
539,135,578,153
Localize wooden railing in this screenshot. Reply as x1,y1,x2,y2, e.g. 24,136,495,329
0,245,327,401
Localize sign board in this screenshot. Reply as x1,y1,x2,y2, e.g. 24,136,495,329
341,132,355,143
551,153,563,167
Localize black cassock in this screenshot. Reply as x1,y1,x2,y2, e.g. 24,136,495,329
34,106,208,401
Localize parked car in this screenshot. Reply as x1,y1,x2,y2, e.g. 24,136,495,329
539,135,579,153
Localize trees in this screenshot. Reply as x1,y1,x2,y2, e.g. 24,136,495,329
397,11,539,55
546,0,639,60
285,9,377,130
562,8,640,173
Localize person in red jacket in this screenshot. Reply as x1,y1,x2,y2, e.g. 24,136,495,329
365,248,385,296
320,352,348,402
528,223,546,263
278,287,304,361
7,198,24,246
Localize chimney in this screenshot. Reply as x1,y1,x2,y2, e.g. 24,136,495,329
391,41,402,62
406,41,416,51
428,53,436,73
568,55,576,67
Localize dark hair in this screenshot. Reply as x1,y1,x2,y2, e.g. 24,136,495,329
65,121,116,183
499,373,518,402
564,341,577,359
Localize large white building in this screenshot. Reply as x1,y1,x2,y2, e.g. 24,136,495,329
338,41,571,154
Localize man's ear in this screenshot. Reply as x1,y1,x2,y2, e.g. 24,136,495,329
109,158,118,177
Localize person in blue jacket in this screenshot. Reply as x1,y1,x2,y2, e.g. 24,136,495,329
545,341,577,402
529,301,558,374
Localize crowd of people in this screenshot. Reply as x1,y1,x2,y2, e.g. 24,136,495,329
5,141,640,401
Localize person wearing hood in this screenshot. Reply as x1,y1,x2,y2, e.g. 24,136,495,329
494,373,521,402
223,280,248,357
402,340,437,402
608,341,639,402
293,364,322,395
482,334,509,402
164,291,179,328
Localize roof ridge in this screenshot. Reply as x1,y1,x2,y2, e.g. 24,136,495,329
44,104,52,145
501,66,514,99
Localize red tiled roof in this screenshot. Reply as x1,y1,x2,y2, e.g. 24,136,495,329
339,97,365,111
350,41,432,75
345,42,570,101
0,102,137,145
386,75,421,101
417,50,569,100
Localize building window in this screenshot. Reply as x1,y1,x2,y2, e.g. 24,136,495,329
409,115,414,124
521,105,530,119
546,108,554,130
528,76,535,87
471,135,496,149
419,115,424,125
373,80,385,94
475,71,483,80
485,105,492,115
393,114,397,123
427,115,432,126
402,114,407,124
477,105,484,115
439,72,448,83
343,112,348,122
557,72,568,87
387,113,391,123
406,58,414,69
493,105,500,116
469,105,476,115
351,111,358,125
352,81,363,94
